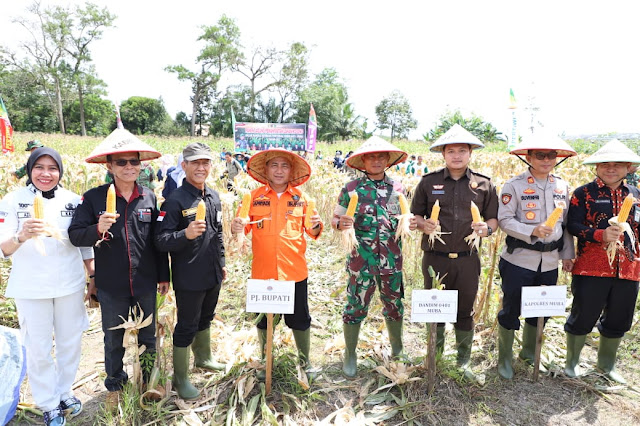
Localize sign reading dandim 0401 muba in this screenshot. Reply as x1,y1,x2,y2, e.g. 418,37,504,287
521,285,567,318
246,279,295,314
411,290,458,323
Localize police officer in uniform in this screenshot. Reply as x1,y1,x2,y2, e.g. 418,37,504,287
496,133,576,379
411,124,499,380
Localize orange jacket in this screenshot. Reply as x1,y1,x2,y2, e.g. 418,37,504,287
241,184,322,281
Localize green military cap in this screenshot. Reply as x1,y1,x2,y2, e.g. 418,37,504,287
25,139,44,151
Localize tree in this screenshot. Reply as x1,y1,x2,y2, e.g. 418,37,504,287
292,68,350,141
425,109,504,143
63,2,115,136
375,91,417,141
64,93,113,136
274,42,309,123
120,96,170,135
166,15,242,136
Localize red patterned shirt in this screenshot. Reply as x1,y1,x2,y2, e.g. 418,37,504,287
567,178,640,280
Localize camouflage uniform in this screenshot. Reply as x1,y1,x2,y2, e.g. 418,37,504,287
335,175,405,324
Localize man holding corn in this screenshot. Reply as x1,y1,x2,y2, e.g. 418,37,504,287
231,148,323,380
68,128,170,408
411,124,498,380
155,143,227,400
495,133,576,379
332,136,417,378
564,139,640,383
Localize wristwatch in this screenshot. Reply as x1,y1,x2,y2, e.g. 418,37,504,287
12,233,23,245
487,226,493,236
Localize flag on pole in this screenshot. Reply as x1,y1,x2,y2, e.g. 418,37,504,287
114,101,124,129
0,96,15,153
508,88,518,151
306,103,317,154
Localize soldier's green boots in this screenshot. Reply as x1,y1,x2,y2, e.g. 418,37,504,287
292,328,319,380
343,322,361,378
172,346,200,400
455,329,476,381
597,336,626,384
257,328,267,381
564,332,586,378
518,322,537,364
498,326,514,379
385,319,404,358
193,328,226,371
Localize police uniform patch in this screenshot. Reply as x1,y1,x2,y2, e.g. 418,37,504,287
470,181,478,189
523,188,536,194
502,194,512,205
554,188,564,194
526,202,537,209
554,200,567,209
527,176,535,184
182,207,197,217
549,176,555,183
525,211,536,220
292,194,300,202
433,185,444,190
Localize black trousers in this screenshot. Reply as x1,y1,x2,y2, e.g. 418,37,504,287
422,252,480,331
257,278,311,331
174,284,221,347
498,258,558,330
564,275,639,338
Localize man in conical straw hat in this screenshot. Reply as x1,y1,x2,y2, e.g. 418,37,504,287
410,124,499,380
332,136,417,378
69,128,170,407
496,132,577,379
563,138,640,384
231,148,323,380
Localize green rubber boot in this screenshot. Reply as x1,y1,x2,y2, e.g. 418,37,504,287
172,346,200,400
385,319,404,358
436,325,445,355
455,329,476,381
564,332,586,378
497,326,514,379
257,328,267,381
192,329,226,371
597,336,626,384
343,322,361,378
292,328,319,380
519,322,537,364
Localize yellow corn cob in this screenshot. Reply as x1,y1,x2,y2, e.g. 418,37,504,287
238,193,252,219
305,199,316,229
544,207,563,228
33,192,44,219
106,184,116,214
471,201,481,223
430,199,440,221
196,199,206,221
618,194,634,222
399,194,410,215
346,193,359,217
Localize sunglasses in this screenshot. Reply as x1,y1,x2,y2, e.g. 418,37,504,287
532,152,558,160
113,159,141,166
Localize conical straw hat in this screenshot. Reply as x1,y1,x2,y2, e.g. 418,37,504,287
346,136,407,171
583,139,640,165
247,148,311,187
510,132,577,157
429,124,485,152
85,128,162,163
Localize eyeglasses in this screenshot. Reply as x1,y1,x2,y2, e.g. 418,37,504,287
532,152,558,161
112,159,141,166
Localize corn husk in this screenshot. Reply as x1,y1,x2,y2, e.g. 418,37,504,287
605,214,635,266
29,193,63,256
341,227,359,253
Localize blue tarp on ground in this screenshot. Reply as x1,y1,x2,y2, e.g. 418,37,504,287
0,326,26,426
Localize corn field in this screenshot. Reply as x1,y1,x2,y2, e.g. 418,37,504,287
3,133,639,425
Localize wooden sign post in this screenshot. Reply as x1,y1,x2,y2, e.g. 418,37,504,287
246,279,295,395
521,285,567,381
412,289,458,394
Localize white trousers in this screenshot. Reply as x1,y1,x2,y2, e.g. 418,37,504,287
15,290,88,411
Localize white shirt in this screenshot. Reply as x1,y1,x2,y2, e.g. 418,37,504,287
0,185,94,299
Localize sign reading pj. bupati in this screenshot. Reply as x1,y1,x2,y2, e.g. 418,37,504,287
245,279,296,314
234,122,307,152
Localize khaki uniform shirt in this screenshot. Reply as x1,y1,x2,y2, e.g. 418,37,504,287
411,167,498,253
498,170,575,272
